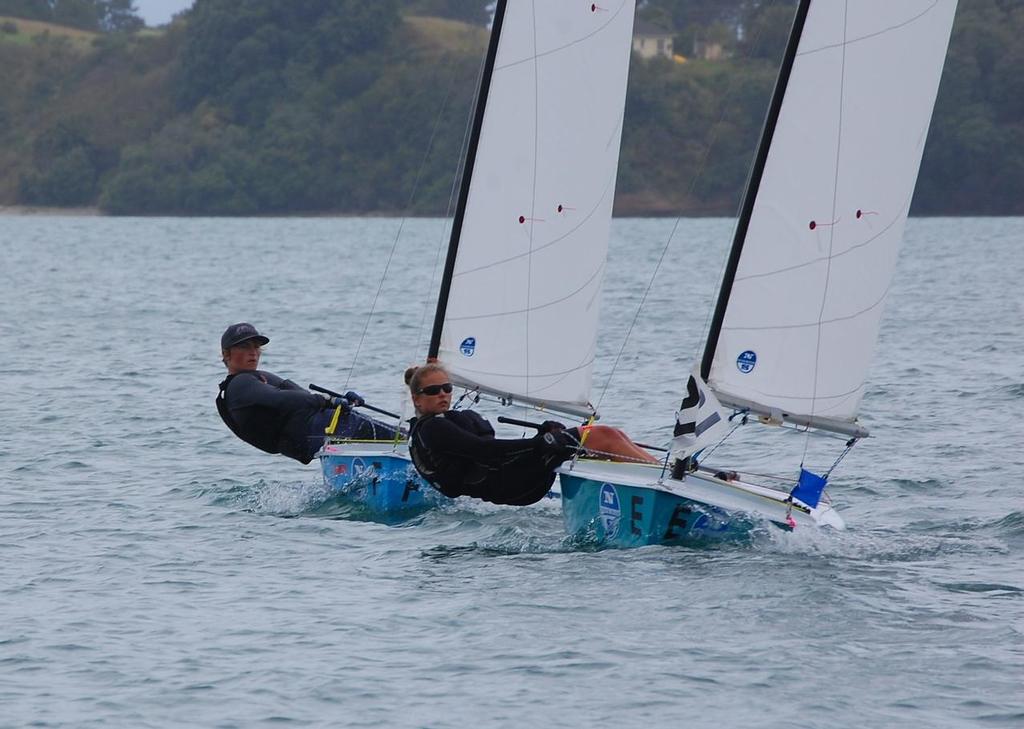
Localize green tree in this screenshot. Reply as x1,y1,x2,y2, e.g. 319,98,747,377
175,0,400,118
737,1,796,60
99,0,143,32
18,119,99,205
406,0,490,25
0,0,50,22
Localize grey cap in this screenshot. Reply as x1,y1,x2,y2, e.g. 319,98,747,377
221,322,270,349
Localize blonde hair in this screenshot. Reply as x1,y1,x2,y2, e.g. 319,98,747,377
404,363,450,393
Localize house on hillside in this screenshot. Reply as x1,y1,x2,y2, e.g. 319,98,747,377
632,20,673,60
692,38,726,61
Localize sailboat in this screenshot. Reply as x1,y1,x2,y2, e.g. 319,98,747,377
559,0,961,545
318,0,639,514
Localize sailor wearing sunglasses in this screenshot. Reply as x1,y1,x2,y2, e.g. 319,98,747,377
404,363,657,506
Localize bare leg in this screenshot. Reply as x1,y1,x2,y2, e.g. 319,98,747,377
579,425,659,464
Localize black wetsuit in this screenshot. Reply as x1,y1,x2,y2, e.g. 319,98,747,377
408,410,579,506
216,370,396,464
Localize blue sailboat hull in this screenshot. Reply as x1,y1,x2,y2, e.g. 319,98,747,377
558,460,844,548
318,443,449,515
560,474,751,546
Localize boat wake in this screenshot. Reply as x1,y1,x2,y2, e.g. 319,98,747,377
204,477,433,525
752,515,1015,566
204,478,332,517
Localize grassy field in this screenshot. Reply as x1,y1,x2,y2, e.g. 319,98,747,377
403,15,487,57
0,15,97,50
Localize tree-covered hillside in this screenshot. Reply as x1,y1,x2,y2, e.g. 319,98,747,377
0,0,1021,216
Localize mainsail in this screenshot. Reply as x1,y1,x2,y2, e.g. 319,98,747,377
428,0,637,418
700,0,958,437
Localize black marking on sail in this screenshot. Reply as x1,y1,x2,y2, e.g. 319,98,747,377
680,375,701,409
674,375,721,438
695,412,722,436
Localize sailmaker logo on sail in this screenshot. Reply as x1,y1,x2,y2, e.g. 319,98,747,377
736,350,757,374
460,337,476,357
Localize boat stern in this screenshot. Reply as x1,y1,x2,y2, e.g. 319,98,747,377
318,442,443,513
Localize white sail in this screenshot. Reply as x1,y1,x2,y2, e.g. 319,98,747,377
433,0,637,417
703,0,958,434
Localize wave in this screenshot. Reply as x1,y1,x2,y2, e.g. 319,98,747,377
887,477,944,493
998,383,1024,398
936,581,1022,597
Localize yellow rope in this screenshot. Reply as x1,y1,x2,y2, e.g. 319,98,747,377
577,415,596,448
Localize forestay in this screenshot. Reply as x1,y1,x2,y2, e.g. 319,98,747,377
430,0,637,418
701,0,958,435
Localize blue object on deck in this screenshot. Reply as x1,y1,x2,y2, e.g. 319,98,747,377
790,468,828,509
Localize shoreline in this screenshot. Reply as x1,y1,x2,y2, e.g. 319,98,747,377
0,205,102,216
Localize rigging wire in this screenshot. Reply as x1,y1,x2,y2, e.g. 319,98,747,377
344,60,464,389
411,45,491,367
592,0,782,414
824,437,858,479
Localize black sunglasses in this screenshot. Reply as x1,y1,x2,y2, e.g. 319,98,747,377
416,382,453,396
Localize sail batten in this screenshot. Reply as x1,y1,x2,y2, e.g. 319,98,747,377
430,1,637,410
701,0,958,429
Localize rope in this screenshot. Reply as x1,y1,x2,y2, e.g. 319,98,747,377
411,37,493,365
452,386,480,410
345,61,463,388
577,449,662,465
823,437,858,479
558,426,656,466
691,418,745,462
722,469,793,484
593,0,782,411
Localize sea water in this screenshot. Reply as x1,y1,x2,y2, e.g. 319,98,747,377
1,216,1021,728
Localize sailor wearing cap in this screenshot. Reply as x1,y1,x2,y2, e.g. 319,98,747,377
215,323,396,463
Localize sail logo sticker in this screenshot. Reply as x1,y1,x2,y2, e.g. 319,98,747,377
460,337,476,357
599,483,621,537
736,350,757,374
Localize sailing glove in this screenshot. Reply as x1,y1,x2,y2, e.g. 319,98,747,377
540,420,566,433
343,390,365,407
328,396,352,412
537,429,575,459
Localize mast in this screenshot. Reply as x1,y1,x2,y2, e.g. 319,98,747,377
427,0,508,360
700,0,812,382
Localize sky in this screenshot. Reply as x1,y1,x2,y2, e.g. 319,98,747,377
134,0,194,26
